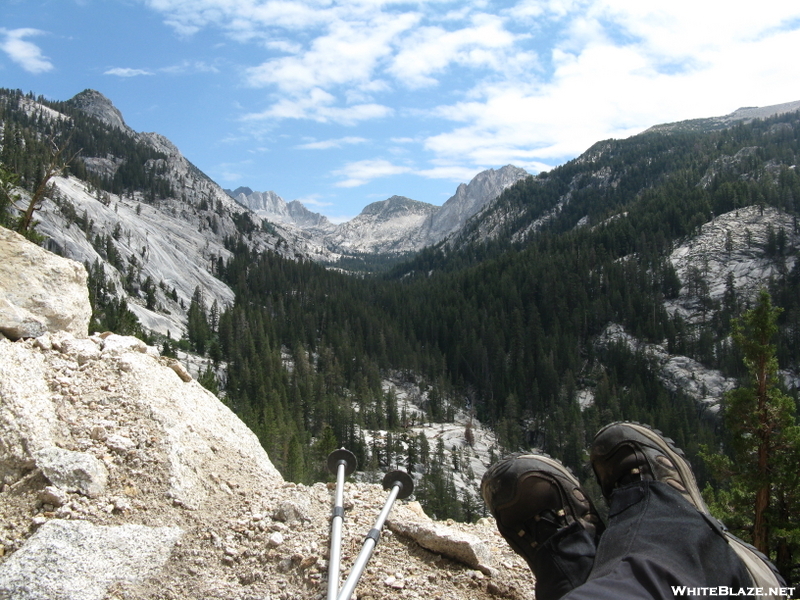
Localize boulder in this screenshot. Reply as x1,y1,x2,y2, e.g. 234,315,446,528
0,226,91,339
388,502,496,574
273,494,312,524
34,446,109,498
0,520,182,600
0,340,61,485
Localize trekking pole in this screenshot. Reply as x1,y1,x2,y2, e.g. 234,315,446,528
336,470,414,600
327,449,357,600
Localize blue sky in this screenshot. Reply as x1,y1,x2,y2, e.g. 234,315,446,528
2,0,800,222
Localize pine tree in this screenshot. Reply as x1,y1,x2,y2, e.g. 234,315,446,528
198,365,219,396
0,165,20,227
186,286,211,354
703,289,800,581
285,433,307,483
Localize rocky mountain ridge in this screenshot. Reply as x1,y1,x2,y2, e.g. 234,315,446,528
2,89,312,339
0,226,536,600
644,99,800,135
68,89,129,132
227,187,335,232
231,165,529,257
327,195,439,254
446,98,800,254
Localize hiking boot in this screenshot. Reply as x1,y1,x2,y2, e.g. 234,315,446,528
590,421,786,590
481,452,604,572
590,421,708,511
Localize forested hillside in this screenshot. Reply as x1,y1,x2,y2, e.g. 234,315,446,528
184,110,800,522
0,89,173,202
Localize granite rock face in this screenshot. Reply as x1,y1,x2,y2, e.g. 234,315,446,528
0,520,182,600
0,227,91,340
68,89,130,132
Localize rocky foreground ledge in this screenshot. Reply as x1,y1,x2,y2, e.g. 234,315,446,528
0,226,535,599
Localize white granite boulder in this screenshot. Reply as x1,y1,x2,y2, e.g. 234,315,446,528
0,226,91,339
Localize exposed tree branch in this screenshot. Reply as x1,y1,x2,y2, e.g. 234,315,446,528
15,133,80,235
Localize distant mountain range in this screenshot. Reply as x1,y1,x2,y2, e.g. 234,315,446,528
226,164,529,256
225,187,335,231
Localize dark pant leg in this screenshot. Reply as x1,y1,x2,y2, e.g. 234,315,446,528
532,521,597,600
562,481,752,600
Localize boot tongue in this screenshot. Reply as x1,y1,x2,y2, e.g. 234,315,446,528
498,476,567,545
598,445,652,497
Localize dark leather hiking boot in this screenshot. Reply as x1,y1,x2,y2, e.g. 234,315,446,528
481,452,604,572
590,421,708,511
590,421,786,592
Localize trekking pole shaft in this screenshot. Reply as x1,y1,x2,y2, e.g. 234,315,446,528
327,461,348,600
336,484,401,600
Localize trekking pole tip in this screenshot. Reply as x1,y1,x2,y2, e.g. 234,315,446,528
382,470,414,499
327,448,358,476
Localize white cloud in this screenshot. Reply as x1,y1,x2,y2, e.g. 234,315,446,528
295,137,368,150
265,39,303,53
416,164,485,182
389,13,532,88
104,61,219,78
333,158,412,188
216,168,244,182
421,0,800,172
104,67,154,77
142,0,800,179
145,0,334,37
159,60,219,74
234,9,418,125
296,195,332,208
245,12,419,93
243,88,392,125
0,28,53,74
